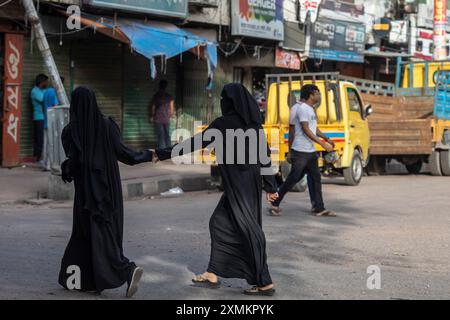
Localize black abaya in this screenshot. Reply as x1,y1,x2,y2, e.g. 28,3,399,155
157,83,277,287
58,87,153,292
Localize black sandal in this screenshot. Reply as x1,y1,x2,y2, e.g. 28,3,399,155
244,286,276,297
192,275,221,289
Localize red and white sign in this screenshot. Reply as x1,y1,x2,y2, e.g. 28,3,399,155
275,47,301,70
2,34,24,167
434,0,447,60
300,0,322,24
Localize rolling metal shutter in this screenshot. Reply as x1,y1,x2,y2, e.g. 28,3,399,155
181,54,231,133
20,38,70,159
122,51,177,149
72,39,123,128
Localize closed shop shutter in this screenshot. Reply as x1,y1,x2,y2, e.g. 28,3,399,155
181,54,231,133
20,38,70,159
72,39,123,128
180,54,209,133
122,52,177,148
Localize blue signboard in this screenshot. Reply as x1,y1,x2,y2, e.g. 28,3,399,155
86,0,188,18
310,17,365,63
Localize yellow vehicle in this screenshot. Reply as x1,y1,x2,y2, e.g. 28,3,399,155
264,73,373,189
200,73,373,190
344,60,450,176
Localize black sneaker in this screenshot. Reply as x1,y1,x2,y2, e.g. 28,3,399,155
126,266,144,298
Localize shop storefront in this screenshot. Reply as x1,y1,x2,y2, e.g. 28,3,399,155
1,1,26,167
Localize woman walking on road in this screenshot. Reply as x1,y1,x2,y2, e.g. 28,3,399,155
156,83,279,296
58,86,156,297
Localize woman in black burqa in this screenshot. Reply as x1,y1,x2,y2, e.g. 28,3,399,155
58,86,155,297
156,83,279,296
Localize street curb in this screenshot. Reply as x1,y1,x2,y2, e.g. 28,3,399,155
122,174,215,200
47,173,215,201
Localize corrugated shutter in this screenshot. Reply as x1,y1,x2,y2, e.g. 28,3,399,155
20,38,70,159
122,52,177,148
180,54,209,133
181,54,231,133
72,39,123,127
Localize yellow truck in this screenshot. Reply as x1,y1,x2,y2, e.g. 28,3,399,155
203,61,450,190
264,73,373,190
343,60,450,176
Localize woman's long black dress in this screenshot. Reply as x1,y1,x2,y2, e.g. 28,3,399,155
58,87,153,292
157,84,278,287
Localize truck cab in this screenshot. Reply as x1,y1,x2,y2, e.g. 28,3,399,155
265,73,372,187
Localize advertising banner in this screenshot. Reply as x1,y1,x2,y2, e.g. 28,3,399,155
275,47,301,69
231,0,284,41
2,34,24,167
86,0,188,18
310,17,365,62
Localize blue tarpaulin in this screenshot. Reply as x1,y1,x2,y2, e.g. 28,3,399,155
84,15,218,87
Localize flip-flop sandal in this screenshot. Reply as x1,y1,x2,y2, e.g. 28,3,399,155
192,275,221,289
314,210,337,217
243,286,276,297
268,207,282,217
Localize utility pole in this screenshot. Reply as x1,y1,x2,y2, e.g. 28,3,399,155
22,0,70,105
433,0,448,60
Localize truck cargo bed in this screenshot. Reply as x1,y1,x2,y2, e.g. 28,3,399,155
369,120,433,155
362,94,434,156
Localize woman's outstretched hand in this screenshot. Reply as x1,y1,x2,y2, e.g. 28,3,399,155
266,192,279,203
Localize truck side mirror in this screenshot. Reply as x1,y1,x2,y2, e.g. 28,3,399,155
365,104,373,117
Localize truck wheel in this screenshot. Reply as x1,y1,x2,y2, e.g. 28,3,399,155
406,161,423,174
280,161,308,192
430,151,443,176
440,151,450,176
366,156,386,176
343,151,363,186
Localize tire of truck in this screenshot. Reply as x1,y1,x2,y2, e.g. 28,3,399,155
210,165,224,190
366,156,386,176
406,161,423,174
343,150,364,186
440,150,450,176
280,161,308,192
429,151,443,176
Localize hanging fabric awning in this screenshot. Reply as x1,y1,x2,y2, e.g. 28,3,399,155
118,19,217,85
59,11,218,87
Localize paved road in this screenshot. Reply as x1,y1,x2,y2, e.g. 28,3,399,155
0,175,449,300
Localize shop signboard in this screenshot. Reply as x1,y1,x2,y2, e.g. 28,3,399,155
86,0,188,18
310,17,365,62
2,34,23,167
231,0,284,41
275,47,301,70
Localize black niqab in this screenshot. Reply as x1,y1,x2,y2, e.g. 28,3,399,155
221,83,262,125
67,86,113,222
157,83,277,287
59,86,153,292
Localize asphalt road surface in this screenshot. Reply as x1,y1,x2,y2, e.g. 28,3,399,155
0,175,449,300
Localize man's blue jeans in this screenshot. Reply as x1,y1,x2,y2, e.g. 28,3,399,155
155,123,171,149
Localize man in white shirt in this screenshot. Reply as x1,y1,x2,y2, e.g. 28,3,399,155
270,84,336,217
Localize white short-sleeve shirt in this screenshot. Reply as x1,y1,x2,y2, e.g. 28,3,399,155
290,102,318,153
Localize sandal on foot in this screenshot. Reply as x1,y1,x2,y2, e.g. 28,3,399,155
244,286,276,297
192,275,221,289
314,209,337,217
268,207,282,217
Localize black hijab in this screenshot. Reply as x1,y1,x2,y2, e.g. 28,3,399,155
221,83,262,126
68,86,114,221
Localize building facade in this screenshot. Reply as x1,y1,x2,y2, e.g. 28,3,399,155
2,0,441,167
